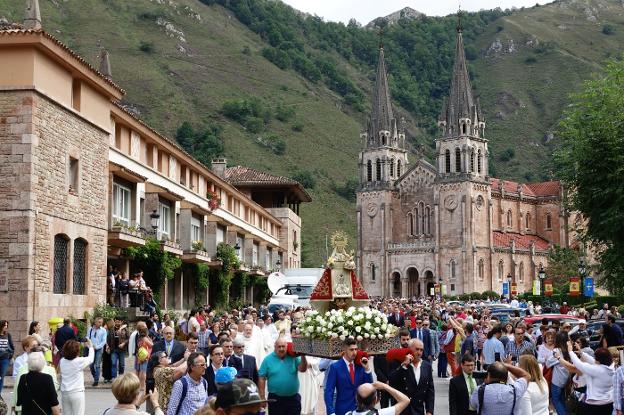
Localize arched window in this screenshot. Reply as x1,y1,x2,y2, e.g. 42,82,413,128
381,134,387,146
507,210,513,227
450,260,457,280
390,159,395,178
477,149,482,174
366,160,372,182
526,213,531,230
425,206,431,234
455,147,461,172
53,234,69,294
470,150,475,172
371,263,376,281
462,123,467,134
498,260,504,281
414,208,419,235
546,213,552,229
519,262,524,282
419,202,425,234
445,149,451,173
397,160,402,177
375,159,382,181
73,238,87,295
478,259,484,280
408,213,414,236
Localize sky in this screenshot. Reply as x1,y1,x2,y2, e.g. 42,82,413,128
281,0,544,24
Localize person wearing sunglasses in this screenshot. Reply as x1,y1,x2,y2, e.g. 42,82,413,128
167,352,210,415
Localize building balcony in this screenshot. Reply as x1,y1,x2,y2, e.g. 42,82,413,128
108,224,146,248
181,249,222,267
159,239,183,256
248,266,266,277
387,241,436,252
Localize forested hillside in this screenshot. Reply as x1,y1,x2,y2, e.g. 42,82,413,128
2,0,623,265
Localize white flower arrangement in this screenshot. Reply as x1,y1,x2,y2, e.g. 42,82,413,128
297,307,398,341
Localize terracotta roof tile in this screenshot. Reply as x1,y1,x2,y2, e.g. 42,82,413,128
492,231,550,251
0,28,124,94
490,178,560,197
226,166,300,186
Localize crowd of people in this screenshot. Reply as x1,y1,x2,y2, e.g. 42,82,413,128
1,297,624,414
107,267,157,314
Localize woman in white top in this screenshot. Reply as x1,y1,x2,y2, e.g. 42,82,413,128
566,343,614,415
537,329,556,364
517,354,549,415
60,339,94,415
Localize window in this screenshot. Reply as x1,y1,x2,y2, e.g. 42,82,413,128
72,79,81,111
397,160,402,177
158,201,171,237
236,235,244,261
390,159,395,177
519,262,524,282
381,134,387,146
216,225,225,245
69,157,79,193
266,248,272,269
526,213,531,230
408,213,414,236
455,148,461,172
112,183,131,226
73,238,87,295
498,260,504,281
425,206,431,234
470,151,475,172
419,202,425,234
371,263,376,281
450,283,456,292
366,160,372,182
477,150,482,174
478,259,484,280
414,208,419,235
191,217,201,245
450,260,457,280
462,123,467,135
546,213,552,229
252,242,259,267
507,210,513,227
445,149,451,173
53,234,69,294
376,159,382,181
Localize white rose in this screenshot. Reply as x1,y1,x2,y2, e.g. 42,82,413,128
337,316,344,323
348,320,354,326
339,335,346,341
320,320,326,326
374,317,381,324
316,327,322,332
348,307,356,312
366,313,372,319
364,322,371,330
325,311,331,317
378,334,384,339
355,326,362,333
364,333,370,338
346,311,353,317
331,333,338,339
374,327,380,333
381,324,387,330
338,326,344,332
328,322,334,329
356,335,363,341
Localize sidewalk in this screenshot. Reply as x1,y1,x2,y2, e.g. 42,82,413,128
2,355,134,390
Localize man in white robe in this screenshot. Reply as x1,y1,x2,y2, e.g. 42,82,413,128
242,323,265,367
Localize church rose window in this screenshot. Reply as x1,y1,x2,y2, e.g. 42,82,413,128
54,234,69,294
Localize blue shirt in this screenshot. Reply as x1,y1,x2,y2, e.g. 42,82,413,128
470,378,528,415
258,352,301,396
482,337,505,364
167,374,208,415
87,327,108,350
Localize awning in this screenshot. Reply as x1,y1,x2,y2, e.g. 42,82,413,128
110,162,147,183
145,182,184,202
180,200,212,216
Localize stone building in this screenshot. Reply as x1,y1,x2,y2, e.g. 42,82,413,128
0,2,309,340
356,25,577,298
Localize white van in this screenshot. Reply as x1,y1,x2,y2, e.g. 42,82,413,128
267,268,324,312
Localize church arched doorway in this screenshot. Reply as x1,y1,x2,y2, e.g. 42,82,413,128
406,267,419,298
424,270,435,297
391,272,401,298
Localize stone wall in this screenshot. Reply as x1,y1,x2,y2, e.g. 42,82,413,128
0,90,108,342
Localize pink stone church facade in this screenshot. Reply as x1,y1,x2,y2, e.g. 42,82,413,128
356,26,579,298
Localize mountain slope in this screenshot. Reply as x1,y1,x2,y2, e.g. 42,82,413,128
2,0,623,266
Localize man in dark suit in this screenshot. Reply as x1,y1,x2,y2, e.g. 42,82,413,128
146,326,186,392
389,339,435,415
203,344,229,396
55,318,77,357
324,338,374,415
220,338,242,372
388,305,405,328
410,319,433,361
373,354,391,408
449,353,478,415
232,338,258,383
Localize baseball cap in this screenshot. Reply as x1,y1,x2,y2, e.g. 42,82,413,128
214,378,273,409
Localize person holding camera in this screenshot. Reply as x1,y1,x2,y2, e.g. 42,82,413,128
346,381,410,415
59,338,94,415
324,338,374,415
470,359,530,415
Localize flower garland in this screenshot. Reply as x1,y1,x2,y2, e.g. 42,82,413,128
297,307,397,341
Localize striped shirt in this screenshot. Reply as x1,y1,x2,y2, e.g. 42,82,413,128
197,330,209,349
613,365,624,410
166,374,208,415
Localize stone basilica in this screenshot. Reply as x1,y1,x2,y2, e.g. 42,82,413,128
356,24,577,298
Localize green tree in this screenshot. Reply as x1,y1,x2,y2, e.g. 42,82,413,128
292,171,315,189
175,121,224,165
555,58,624,294
546,246,581,290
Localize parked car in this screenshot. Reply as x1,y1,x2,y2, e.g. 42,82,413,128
586,319,624,350
523,314,584,327
490,308,527,324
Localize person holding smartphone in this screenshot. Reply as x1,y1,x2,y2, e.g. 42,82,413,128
481,326,505,370
505,325,535,363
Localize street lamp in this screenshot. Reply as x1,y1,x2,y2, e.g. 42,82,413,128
578,258,586,300
538,265,546,297
507,274,513,300
275,258,281,271
149,210,160,236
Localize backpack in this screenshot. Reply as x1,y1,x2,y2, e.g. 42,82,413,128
173,376,208,415
477,383,516,415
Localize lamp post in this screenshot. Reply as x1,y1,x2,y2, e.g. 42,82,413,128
275,258,281,272
578,258,586,301
507,274,513,300
149,209,160,237
538,265,546,299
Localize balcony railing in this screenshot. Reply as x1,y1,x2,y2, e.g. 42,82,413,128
387,241,436,251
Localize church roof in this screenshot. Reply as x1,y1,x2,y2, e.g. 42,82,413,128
225,166,312,202
490,178,560,198
492,231,550,251
370,47,395,135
